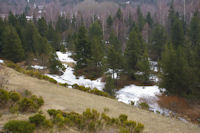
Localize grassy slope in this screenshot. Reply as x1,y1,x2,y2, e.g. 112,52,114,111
0,66,200,133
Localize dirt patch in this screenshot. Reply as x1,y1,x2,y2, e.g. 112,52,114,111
0,66,200,133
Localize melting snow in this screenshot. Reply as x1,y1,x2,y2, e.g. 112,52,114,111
31,65,47,70
0,59,4,64
116,85,169,115
46,51,105,90
56,51,76,63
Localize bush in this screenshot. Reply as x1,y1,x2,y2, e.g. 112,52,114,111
119,114,128,123
24,90,32,97
19,95,44,113
135,123,144,133
54,113,65,126
30,95,44,108
29,114,46,127
139,102,149,110
0,89,9,105
59,83,68,87
19,98,37,112
9,105,19,113
4,120,35,133
88,121,96,131
124,120,136,131
119,127,130,133
9,91,21,102
72,84,90,92
90,88,110,97
47,109,62,118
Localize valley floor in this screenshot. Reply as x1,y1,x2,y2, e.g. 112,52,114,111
0,66,200,133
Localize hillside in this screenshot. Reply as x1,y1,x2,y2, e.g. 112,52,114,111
0,66,200,133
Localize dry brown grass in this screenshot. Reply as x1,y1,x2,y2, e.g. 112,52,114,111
158,95,200,123
0,66,200,133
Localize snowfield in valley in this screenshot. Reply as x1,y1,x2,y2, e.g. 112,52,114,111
47,51,170,115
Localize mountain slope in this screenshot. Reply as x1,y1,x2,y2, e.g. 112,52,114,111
0,66,200,133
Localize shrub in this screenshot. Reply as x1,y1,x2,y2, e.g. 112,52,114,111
59,83,68,87
9,91,21,102
124,120,136,128
30,95,44,108
24,90,32,97
90,88,110,97
0,89,9,105
54,113,65,126
82,108,99,121
47,77,57,84
72,84,90,92
139,102,149,110
119,127,130,133
47,109,61,118
29,114,46,127
19,98,37,112
135,123,144,133
101,113,111,122
119,114,128,123
9,105,19,113
4,120,35,133
88,121,96,131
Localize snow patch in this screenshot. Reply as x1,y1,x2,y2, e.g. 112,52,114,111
31,65,47,70
116,85,169,115
47,52,105,90
56,51,76,63
0,59,4,64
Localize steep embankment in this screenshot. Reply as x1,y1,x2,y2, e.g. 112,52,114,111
0,66,200,133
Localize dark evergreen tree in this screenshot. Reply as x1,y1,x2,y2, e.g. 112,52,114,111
189,13,200,46
48,53,65,74
103,76,115,96
136,48,150,82
75,26,91,69
146,12,153,28
160,44,192,96
37,17,48,37
150,24,167,60
124,28,144,79
171,17,184,48
1,26,25,62
137,6,145,31
106,15,113,29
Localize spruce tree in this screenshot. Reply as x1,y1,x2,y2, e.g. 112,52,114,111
75,25,91,69
146,12,153,28
106,15,113,29
137,48,150,82
104,76,115,96
2,26,25,62
171,18,184,48
124,28,144,79
189,13,200,46
37,17,48,37
150,24,167,60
